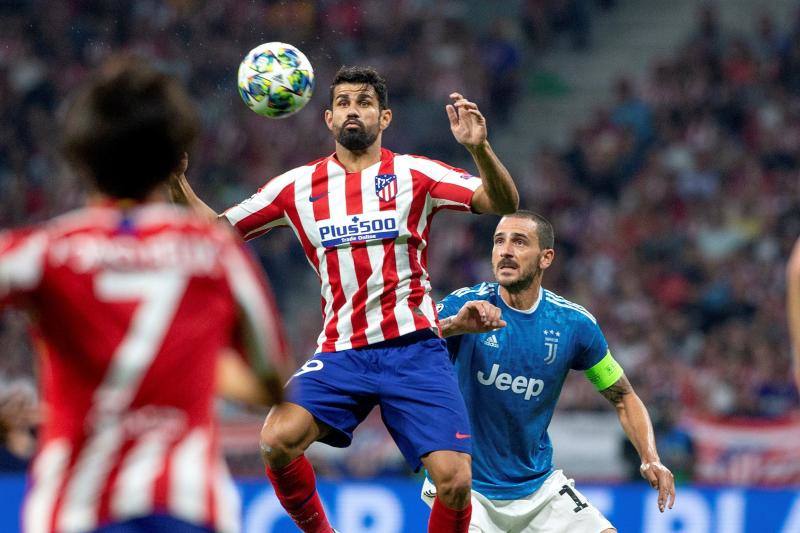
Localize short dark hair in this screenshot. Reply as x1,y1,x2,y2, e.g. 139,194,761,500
329,66,388,110
62,55,199,200
504,210,555,249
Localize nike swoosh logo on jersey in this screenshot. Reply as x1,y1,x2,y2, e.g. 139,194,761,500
309,192,328,202
455,432,471,440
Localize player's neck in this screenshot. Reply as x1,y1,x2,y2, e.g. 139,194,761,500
88,187,169,207
499,280,542,311
334,141,383,173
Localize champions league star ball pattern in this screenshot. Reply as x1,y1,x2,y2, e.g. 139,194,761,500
237,42,314,118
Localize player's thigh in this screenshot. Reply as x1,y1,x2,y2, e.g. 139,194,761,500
285,350,378,449
378,333,471,469
526,471,614,533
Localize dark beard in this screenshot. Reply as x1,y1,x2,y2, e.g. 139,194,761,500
502,271,536,294
497,262,542,294
337,127,378,151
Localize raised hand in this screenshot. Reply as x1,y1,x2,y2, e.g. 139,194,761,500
451,300,506,335
446,92,487,151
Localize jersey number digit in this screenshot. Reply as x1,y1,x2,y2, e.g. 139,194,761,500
93,271,187,417
559,485,588,513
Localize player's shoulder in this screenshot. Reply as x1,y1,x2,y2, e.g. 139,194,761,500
0,224,46,257
398,153,466,175
542,288,598,325
259,158,322,191
446,281,498,302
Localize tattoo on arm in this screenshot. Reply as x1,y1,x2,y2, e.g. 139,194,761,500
600,375,633,405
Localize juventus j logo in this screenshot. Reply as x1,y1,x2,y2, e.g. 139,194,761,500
543,329,560,364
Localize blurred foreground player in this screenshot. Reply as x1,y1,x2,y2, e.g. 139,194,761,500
422,211,675,532
0,57,287,533
171,66,520,533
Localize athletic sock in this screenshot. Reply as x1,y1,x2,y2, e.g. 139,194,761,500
265,455,333,533
428,495,472,533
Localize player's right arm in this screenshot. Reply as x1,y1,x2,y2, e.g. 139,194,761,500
437,284,506,339
786,237,800,390
439,301,505,338
168,153,220,222
169,153,290,240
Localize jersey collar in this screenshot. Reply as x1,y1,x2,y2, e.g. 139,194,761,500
328,147,394,173
498,286,543,317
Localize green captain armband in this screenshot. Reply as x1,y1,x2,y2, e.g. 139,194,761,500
584,350,624,391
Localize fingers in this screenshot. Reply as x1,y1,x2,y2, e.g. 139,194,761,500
446,104,458,126
173,152,189,177
475,301,503,328
642,462,676,513
667,480,676,510
657,475,668,512
448,93,481,115
464,301,504,331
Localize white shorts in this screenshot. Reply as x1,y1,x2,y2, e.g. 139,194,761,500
421,470,615,533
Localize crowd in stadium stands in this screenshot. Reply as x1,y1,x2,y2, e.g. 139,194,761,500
1,1,798,476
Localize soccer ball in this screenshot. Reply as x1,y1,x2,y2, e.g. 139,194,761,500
237,42,315,118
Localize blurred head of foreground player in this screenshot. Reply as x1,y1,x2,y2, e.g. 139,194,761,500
62,55,198,201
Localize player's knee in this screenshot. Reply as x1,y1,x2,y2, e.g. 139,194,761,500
260,419,309,467
433,466,472,509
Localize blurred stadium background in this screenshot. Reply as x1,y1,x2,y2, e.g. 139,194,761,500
2,0,800,531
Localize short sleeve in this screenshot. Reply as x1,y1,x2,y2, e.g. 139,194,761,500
436,290,467,320
570,319,610,371
413,158,482,212
223,173,293,241
0,230,47,309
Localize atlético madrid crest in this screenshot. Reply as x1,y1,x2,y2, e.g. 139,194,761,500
375,173,398,202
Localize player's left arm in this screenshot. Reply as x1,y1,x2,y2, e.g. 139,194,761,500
446,93,519,215
587,355,676,513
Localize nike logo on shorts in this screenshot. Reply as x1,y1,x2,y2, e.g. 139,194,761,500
455,432,471,440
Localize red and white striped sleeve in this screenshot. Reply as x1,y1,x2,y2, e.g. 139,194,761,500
221,234,289,380
222,172,295,241
411,157,483,212
0,229,47,309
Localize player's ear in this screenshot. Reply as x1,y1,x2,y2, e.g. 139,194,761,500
540,249,555,270
324,109,334,132
379,108,392,131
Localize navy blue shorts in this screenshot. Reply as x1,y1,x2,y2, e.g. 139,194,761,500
287,330,472,470
90,515,215,533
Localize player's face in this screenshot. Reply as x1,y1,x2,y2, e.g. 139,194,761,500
492,217,554,293
325,83,392,152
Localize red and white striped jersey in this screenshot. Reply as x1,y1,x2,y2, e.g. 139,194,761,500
224,148,483,353
0,203,287,533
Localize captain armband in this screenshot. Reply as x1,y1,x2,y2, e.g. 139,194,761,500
584,350,624,391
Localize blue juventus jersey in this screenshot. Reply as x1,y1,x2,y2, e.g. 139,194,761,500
438,282,609,500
